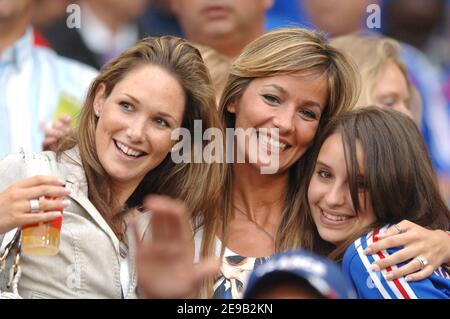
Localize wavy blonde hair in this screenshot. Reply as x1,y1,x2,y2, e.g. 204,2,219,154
331,33,422,124
199,27,360,297
57,36,226,240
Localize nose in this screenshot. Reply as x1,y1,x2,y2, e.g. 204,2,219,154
126,118,147,143
272,106,295,134
324,182,346,208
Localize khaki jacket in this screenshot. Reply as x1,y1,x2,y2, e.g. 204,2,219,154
0,147,139,298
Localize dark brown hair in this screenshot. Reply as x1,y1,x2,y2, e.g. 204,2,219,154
300,107,450,261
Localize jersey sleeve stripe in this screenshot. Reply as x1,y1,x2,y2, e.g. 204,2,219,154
371,229,417,299
355,236,392,298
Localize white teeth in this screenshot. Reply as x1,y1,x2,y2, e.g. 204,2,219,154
321,209,349,222
115,141,143,157
259,134,287,150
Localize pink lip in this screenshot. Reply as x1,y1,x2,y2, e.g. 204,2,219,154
201,5,230,18
258,138,282,156
256,129,292,147
318,208,353,227
113,141,143,162
114,139,146,154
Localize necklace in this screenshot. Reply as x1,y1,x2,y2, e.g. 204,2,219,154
233,205,275,241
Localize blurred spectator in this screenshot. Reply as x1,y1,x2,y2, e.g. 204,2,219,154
331,33,422,124
302,0,372,37
139,0,183,37
383,0,449,71
243,249,356,299
32,0,72,31
0,0,97,158
171,0,274,58
43,0,149,69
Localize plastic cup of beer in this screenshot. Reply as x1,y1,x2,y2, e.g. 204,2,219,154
21,203,63,256
20,156,66,256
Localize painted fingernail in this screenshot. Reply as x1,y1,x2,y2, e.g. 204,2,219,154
386,273,394,281
364,248,373,255
370,264,380,272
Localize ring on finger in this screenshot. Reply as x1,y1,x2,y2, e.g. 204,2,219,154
29,199,40,214
414,256,429,270
393,223,405,234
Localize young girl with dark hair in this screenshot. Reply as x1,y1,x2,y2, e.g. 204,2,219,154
305,107,450,298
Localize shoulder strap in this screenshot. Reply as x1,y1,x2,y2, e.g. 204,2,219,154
0,229,20,271
0,229,22,299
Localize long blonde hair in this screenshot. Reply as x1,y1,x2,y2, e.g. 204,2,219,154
331,33,422,123
199,27,360,297
57,36,226,240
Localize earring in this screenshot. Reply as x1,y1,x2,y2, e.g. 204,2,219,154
95,110,100,117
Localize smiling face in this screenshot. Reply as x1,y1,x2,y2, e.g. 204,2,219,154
94,64,185,195
308,133,377,245
228,71,328,174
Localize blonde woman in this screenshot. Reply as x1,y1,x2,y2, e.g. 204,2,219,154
331,33,422,124
206,27,358,299
0,36,224,298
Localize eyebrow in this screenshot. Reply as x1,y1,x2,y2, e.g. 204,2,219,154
262,84,324,110
122,93,179,123
316,160,331,169
123,93,140,104
378,92,411,99
263,84,288,95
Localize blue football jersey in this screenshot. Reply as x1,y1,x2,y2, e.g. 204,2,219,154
342,225,450,299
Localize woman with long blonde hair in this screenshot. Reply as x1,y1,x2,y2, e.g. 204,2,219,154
204,27,358,298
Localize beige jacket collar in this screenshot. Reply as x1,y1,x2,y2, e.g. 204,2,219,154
61,147,121,249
